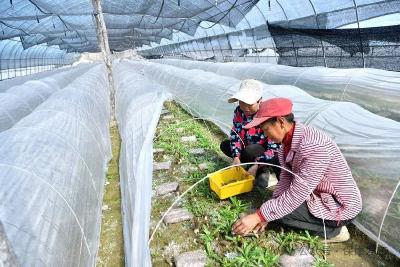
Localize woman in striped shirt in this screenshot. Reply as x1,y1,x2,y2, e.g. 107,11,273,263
232,98,362,242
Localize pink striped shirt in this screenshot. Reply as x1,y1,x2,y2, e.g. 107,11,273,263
259,123,362,222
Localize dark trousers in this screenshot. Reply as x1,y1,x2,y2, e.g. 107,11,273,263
220,139,281,178
276,202,352,238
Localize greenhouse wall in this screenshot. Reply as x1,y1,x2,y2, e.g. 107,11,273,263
0,40,78,81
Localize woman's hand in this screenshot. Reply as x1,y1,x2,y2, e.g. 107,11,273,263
232,157,241,168
247,164,258,177
232,213,261,236
232,157,241,166
253,221,268,233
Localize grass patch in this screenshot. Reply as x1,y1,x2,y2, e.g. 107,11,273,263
96,125,124,266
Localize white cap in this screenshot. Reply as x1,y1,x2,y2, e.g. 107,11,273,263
228,79,263,104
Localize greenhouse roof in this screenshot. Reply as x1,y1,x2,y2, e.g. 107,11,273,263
1,0,399,54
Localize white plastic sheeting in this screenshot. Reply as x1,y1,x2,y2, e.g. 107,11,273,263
0,64,111,266
114,61,170,267
127,61,400,258
0,66,74,93
0,64,95,132
155,59,400,121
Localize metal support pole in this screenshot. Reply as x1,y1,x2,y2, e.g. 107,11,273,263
92,0,115,121
308,0,327,67
276,0,298,66
352,0,365,68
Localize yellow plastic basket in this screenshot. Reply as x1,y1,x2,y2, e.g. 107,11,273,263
208,166,254,199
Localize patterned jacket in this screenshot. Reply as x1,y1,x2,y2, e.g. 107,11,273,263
259,123,362,222
230,106,279,162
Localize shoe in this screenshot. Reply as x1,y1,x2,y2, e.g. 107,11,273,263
268,172,278,187
325,226,350,243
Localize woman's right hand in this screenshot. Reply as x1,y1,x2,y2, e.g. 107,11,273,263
232,157,241,168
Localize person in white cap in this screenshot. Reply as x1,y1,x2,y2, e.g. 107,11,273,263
220,79,280,185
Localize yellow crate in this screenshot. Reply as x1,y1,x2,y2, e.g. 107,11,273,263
208,166,254,200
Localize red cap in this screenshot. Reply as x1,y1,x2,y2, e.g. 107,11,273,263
244,98,293,129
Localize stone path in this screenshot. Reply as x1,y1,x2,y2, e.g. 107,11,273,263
174,250,207,267
153,161,172,170
164,208,193,224
181,135,197,142
155,182,179,196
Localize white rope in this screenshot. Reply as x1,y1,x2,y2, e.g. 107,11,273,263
376,179,400,254
315,195,328,260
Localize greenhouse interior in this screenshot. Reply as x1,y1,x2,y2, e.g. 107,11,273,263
0,0,400,266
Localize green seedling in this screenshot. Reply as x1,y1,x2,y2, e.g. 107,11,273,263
210,197,249,237
200,225,215,255
183,171,204,184
220,240,279,267
298,230,324,255
275,231,300,254
235,241,258,266
219,257,240,267
195,180,216,199
258,249,280,267
314,257,335,267
183,197,209,217
230,196,250,214
225,235,241,246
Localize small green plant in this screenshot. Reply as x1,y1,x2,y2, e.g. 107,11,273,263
237,240,256,262
183,170,204,184
183,197,210,217
258,249,280,267
230,196,250,214
201,225,226,265
237,246,258,266
224,235,241,246
314,257,335,267
298,230,324,255
194,180,216,199
216,240,279,267
210,197,249,237
219,257,239,267
275,230,300,254
200,225,216,256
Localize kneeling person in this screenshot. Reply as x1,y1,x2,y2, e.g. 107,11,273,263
220,79,280,186
232,98,362,242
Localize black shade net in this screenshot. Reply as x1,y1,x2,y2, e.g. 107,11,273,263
268,23,400,71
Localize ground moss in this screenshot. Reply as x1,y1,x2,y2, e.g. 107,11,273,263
96,125,124,267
